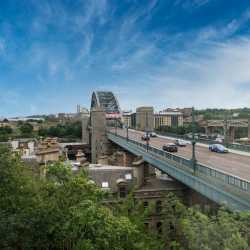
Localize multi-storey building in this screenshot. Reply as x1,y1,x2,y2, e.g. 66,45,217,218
154,112,183,128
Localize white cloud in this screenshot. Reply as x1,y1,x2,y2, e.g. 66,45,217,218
182,0,210,9
116,36,250,111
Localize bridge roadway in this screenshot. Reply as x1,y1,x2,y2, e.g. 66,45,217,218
112,128,250,182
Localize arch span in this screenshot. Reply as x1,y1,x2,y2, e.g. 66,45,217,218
91,91,124,127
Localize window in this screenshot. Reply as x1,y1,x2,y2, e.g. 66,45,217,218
156,201,162,213
119,186,126,198
102,182,109,188
156,222,162,234
143,201,149,209
144,223,149,230
125,173,132,180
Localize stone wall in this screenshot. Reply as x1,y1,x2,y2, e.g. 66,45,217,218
136,107,154,132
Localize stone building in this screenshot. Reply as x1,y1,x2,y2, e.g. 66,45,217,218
154,112,183,128
136,107,154,132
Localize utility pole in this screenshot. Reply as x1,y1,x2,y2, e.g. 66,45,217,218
146,112,149,152
185,113,188,140
224,113,229,147
190,107,197,172
126,126,129,142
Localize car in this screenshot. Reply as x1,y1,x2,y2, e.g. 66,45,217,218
141,133,150,141
149,132,157,137
209,144,228,153
163,143,178,152
173,139,186,147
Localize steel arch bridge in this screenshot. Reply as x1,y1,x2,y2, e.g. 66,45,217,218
91,91,124,127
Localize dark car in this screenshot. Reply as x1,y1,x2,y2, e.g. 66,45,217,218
163,143,178,152
149,132,157,137
141,133,150,141
173,139,186,147
209,144,228,153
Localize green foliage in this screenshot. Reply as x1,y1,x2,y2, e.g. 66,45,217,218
20,122,33,134
155,123,204,135
234,127,248,139
0,125,12,134
204,112,213,120
38,121,82,139
3,118,9,122
0,134,9,142
0,146,163,249
163,193,250,249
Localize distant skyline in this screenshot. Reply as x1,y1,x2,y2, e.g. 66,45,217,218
1,0,250,118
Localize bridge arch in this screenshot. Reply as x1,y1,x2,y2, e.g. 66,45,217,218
91,91,124,127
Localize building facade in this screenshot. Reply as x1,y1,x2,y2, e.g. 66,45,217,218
154,112,183,128
163,108,192,116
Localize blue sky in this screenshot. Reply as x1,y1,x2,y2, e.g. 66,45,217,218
1,0,250,117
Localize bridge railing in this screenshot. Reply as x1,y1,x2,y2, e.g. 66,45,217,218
154,132,250,153
108,131,250,198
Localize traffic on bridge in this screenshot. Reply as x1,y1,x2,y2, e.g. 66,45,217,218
111,128,250,182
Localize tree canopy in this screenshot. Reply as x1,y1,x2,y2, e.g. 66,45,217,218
0,145,164,250
163,193,250,249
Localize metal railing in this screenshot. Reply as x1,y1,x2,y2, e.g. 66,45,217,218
154,131,250,152
108,131,250,197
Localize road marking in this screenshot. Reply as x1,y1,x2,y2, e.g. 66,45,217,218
231,161,250,167
196,151,205,154
231,168,237,170
211,156,223,160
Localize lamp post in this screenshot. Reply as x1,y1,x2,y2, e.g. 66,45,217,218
224,113,229,147
185,114,188,140
146,112,149,152
190,106,197,172
126,126,129,142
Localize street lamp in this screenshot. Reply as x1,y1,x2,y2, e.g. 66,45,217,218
224,113,229,147
126,126,129,142
146,112,149,152
184,114,188,140
190,106,197,172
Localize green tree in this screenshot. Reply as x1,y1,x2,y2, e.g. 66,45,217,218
163,193,250,249
38,127,49,137
20,123,33,134
204,112,213,120
3,118,9,122
0,146,164,249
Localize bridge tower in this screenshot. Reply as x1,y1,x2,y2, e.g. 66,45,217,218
136,107,154,132
82,117,90,143
91,107,109,164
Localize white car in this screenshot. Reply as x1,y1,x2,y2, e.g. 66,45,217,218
173,139,186,147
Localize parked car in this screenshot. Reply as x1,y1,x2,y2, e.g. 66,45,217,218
187,133,199,139
173,139,186,147
198,134,208,139
209,144,228,153
141,133,150,141
163,143,178,152
149,132,157,137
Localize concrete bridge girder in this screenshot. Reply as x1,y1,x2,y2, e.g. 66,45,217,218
107,134,250,212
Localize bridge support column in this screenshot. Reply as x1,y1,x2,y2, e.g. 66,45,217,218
82,117,90,143
248,119,250,139
136,107,154,132
91,107,108,164
224,127,234,142
206,126,214,134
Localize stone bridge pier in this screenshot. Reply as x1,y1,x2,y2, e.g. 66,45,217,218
224,127,234,142
205,126,214,134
